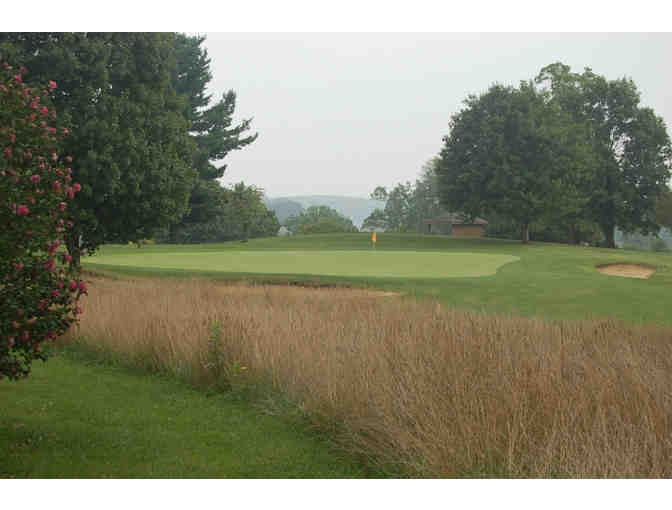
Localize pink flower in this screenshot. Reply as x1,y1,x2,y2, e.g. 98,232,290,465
51,289,60,297
64,254,72,263
53,181,62,191
44,259,55,271
14,74,22,83
40,106,49,117
23,331,30,341
78,281,87,292
3,147,11,158
17,205,30,216
76,307,83,315
73,183,81,192
69,280,77,291
48,80,57,91
13,263,23,271
66,186,74,199
30,174,40,183
51,151,57,161
59,202,67,211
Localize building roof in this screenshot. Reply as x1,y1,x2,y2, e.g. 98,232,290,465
423,213,488,226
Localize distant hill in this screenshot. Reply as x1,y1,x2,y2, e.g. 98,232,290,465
265,195,385,228
263,198,304,224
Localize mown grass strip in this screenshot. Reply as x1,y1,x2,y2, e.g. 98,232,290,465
0,349,384,478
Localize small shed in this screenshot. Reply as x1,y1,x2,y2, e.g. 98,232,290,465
277,226,291,236
423,213,488,237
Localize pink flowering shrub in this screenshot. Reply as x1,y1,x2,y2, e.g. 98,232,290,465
1,57,85,381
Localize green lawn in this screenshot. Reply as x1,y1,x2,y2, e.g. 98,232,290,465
0,351,379,478
87,250,519,279
86,233,672,325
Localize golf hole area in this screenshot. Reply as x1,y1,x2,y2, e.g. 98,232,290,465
87,250,521,279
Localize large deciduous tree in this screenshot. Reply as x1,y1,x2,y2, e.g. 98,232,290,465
436,81,591,243
0,33,197,266
536,63,672,248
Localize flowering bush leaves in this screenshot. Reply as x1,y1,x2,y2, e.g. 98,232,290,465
1,58,85,380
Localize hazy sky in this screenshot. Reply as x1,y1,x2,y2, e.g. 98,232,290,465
201,33,672,198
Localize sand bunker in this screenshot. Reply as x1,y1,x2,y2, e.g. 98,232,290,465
596,264,656,279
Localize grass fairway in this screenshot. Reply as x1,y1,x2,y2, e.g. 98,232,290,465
87,250,519,279
86,233,672,325
0,351,377,478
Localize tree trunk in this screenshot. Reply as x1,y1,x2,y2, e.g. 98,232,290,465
66,229,82,272
567,223,577,245
520,223,530,244
600,222,616,248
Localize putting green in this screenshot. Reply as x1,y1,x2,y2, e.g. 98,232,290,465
87,250,520,279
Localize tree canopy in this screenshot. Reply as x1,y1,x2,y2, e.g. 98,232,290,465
285,205,358,234
536,62,672,247
0,33,197,265
167,181,279,243
169,34,258,239
435,64,671,246
437,80,593,243
364,159,442,233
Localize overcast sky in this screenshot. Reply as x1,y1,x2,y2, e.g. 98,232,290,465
201,33,672,198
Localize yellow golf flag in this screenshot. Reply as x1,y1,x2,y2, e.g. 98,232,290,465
372,232,377,244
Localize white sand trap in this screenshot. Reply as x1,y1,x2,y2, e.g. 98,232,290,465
596,264,656,279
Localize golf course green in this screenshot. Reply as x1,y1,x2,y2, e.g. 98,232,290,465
86,250,520,279
84,233,672,324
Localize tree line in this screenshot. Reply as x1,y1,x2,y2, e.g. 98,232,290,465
0,33,279,267
366,63,672,247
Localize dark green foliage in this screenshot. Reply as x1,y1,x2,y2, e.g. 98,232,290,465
361,208,388,232
285,205,358,234
169,34,258,240
169,182,279,243
364,158,442,233
0,33,197,265
536,63,672,247
437,81,592,243
655,188,672,231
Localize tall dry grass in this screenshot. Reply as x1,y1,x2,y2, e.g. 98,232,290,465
65,276,672,477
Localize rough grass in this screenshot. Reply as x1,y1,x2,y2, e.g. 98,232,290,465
64,276,672,477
